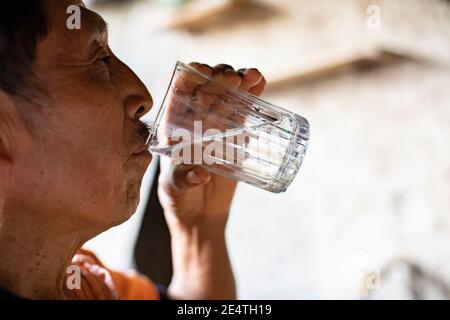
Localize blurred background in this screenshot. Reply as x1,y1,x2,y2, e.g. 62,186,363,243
84,0,450,299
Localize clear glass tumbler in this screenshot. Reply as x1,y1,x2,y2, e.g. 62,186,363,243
147,62,310,193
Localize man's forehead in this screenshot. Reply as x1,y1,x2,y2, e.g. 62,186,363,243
47,0,85,13
46,0,107,37
37,0,109,64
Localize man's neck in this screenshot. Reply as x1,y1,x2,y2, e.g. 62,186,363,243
0,207,91,299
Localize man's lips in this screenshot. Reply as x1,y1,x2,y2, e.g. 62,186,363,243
132,143,149,155
131,144,152,162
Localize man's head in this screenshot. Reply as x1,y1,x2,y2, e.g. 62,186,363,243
0,0,153,234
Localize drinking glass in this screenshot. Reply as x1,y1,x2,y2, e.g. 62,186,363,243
147,62,310,193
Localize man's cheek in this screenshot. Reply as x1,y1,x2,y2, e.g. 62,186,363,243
124,180,142,212
83,166,126,211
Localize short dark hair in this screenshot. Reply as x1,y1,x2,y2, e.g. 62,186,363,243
0,1,48,96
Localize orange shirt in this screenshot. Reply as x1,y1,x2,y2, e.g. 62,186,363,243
65,249,160,300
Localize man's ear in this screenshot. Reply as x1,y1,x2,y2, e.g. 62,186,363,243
0,92,18,163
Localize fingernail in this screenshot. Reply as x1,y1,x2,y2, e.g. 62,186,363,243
215,64,234,71
186,170,202,184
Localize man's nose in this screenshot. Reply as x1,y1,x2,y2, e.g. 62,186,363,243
120,64,153,120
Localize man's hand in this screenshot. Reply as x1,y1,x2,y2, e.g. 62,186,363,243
158,62,266,229
157,62,266,299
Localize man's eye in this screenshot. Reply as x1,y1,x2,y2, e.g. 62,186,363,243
95,44,112,65
98,55,111,64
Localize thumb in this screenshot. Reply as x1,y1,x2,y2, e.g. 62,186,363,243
185,168,210,186
160,159,211,195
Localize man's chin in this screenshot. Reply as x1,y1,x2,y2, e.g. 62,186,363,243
123,191,142,220
99,181,144,229
106,203,139,230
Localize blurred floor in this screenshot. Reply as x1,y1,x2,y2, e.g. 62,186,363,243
85,0,450,299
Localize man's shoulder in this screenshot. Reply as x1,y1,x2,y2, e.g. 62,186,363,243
71,248,161,300
0,286,27,300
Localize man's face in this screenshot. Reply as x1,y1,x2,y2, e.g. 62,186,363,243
10,0,153,231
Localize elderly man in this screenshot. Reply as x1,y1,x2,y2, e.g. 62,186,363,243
0,0,266,300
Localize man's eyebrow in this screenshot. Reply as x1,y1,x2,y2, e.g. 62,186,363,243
94,18,108,35
79,6,108,35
